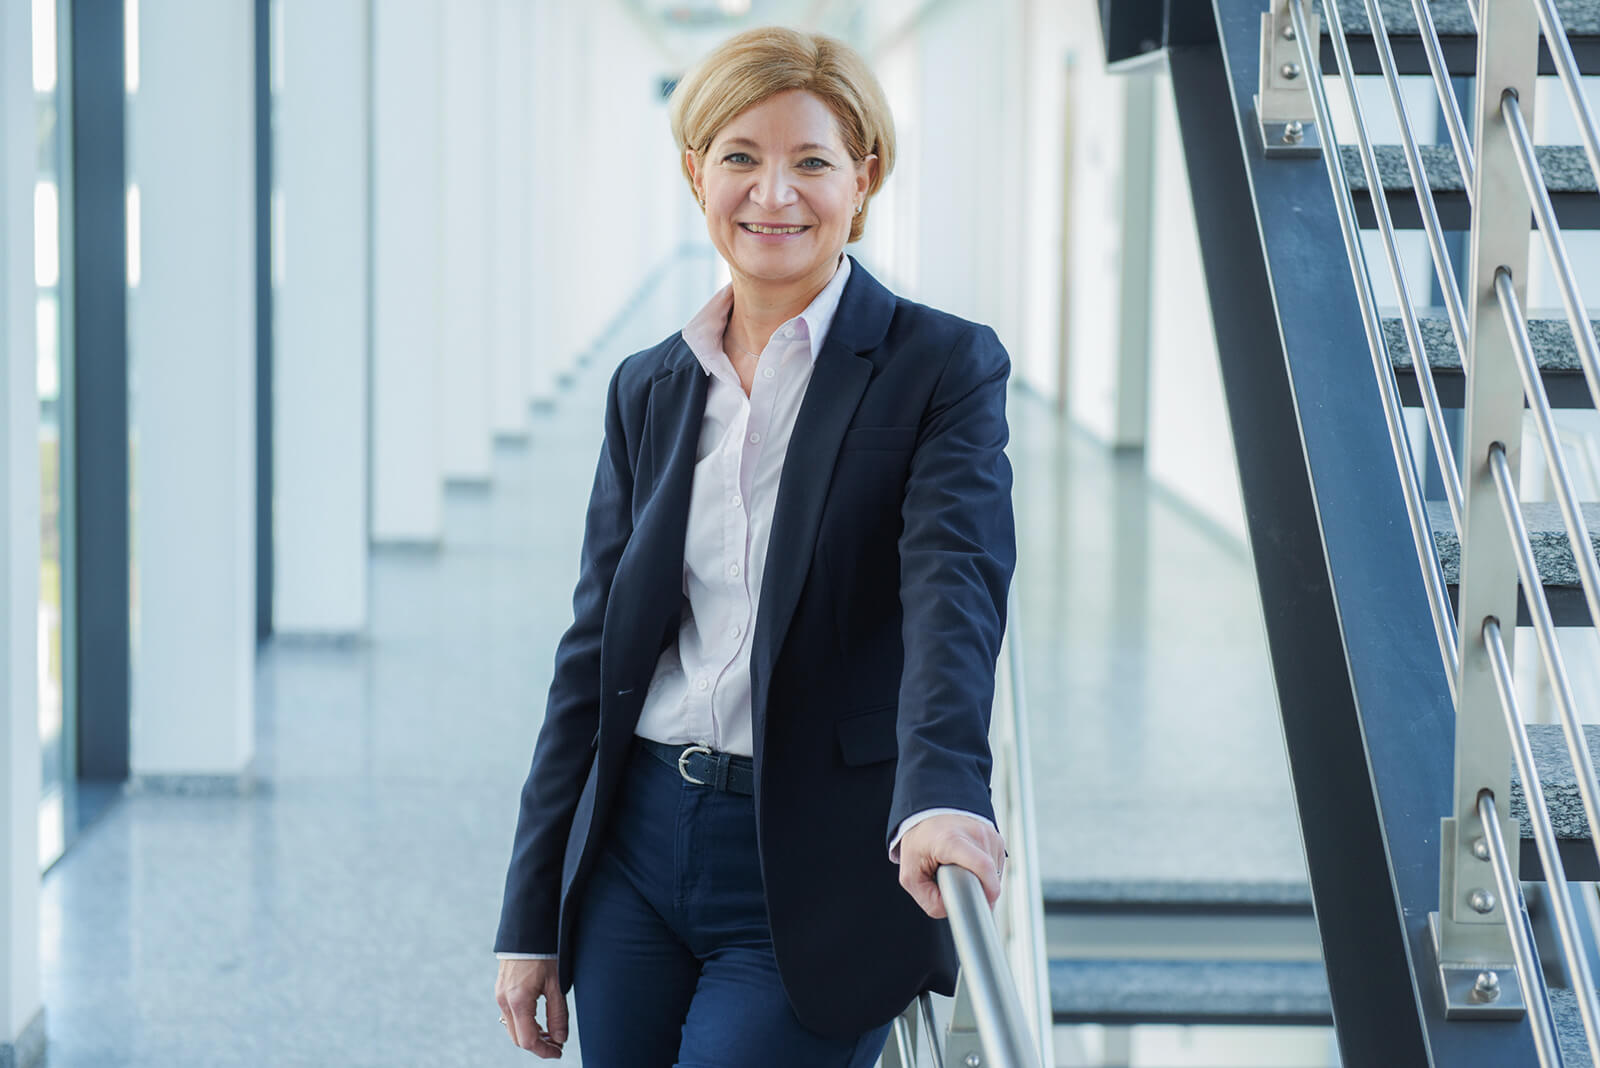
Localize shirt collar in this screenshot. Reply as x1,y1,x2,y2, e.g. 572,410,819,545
681,254,853,377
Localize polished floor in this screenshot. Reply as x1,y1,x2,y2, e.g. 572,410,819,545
37,261,1303,1066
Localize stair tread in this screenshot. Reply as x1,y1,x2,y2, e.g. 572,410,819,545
1552,986,1597,1068
1314,0,1600,37
1429,500,1600,589
1048,959,1332,1024
1042,878,1311,912
1383,313,1600,373
1512,724,1600,842
1343,144,1598,196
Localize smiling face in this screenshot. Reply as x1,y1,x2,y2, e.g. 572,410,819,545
687,89,877,294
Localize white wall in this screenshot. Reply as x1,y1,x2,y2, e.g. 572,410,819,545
275,0,369,634
490,0,527,438
129,0,256,778
0,0,42,1050
1144,65,1246,543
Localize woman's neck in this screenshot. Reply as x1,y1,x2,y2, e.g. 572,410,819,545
723,256,841,356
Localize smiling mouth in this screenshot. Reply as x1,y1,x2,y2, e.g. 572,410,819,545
740,223,810,235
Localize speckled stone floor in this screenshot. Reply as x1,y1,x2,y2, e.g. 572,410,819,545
36,254,1305,1066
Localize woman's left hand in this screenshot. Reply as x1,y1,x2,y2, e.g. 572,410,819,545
897,814,1007,918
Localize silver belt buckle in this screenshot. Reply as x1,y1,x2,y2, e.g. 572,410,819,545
677,744,713,786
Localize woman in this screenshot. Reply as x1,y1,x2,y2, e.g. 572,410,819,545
494,26,1015,1067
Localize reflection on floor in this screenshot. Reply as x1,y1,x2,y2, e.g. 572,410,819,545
40,262,1319,1066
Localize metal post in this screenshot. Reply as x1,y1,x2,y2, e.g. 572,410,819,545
1431,0,1542,1017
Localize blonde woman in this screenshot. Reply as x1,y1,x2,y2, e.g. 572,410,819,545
494,26,1015,1067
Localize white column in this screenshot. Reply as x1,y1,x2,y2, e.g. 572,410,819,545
521,4,554,409
490,0,527,438
129,0,256,781
274,0,368,634
371,0,442,543
0,0,43,1056
438,0,493,481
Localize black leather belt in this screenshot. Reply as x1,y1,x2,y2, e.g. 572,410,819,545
637,738,755,796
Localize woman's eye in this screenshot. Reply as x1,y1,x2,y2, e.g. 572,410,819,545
723,152,753,165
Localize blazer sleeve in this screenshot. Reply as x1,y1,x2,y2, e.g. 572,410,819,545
495,363,635,953
886,323,1016,852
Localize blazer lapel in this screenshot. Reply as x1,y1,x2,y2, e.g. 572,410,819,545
749,258,896,754
607,343,705,701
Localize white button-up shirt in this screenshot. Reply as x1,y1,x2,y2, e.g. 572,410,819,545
632,257,852,757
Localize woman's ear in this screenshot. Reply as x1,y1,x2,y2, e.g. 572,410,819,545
857,153,879,198
684,148,702,197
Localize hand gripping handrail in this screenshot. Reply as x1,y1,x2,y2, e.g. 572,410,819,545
936,865,1044,1068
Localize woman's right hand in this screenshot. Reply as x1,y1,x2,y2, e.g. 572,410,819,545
496,958,568,1058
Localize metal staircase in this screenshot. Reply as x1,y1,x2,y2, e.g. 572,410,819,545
1093,0,1600,1063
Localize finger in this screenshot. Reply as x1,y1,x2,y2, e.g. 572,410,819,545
545,981,571,1045
527,990,565,1059
901,865,947,918
937,840,1003,906
497,992,522,1048
511,1003,545,1055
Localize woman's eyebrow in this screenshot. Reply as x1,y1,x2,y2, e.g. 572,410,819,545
719,137,836,154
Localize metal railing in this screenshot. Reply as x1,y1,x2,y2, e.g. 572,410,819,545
879,593,1049,1068
1268,0,1600,1058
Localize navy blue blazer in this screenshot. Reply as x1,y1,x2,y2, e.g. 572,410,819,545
495,256,1017,1038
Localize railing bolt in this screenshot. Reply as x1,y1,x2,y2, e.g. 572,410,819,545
1471,970,1502,1003
1469,888,1497,914
1280,23,1296,41
1472,837,1490,861
964,1055,982,1068
1280,61,1301,80
1282,121,1305,145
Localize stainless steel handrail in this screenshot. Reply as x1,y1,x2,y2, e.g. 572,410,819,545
937,865,1044,1068
1349,0,1469,529
1532,0,1600,198
1407,0,1477,198
1483,615,1600,1061
1502,91,1600,443
1478,790,1561,1066
1288,0,1462,690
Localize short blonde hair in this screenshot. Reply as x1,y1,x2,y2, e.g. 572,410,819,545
669,27,895,244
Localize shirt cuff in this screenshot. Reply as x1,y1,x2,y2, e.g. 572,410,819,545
888,808,1000,863
496,952,557,960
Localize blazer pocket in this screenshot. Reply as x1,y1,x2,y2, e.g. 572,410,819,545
835,705,900,767
839,426,917,452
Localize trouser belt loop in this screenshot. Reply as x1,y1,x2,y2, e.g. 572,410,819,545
713,752,730,792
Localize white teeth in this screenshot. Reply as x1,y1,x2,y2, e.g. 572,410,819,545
743,224,806,235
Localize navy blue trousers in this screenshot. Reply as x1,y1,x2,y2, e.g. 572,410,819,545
572,742,893,1068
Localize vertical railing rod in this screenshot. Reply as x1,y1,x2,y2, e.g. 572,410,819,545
1501,95,1600,418
1288,0,1462,692
1407,0,1477,198
1530,0,1600,198
1478,790,1561,1067
918,992,946,1068
1483,616,1600,1062
1002,594,1054,1066
1352,0,1468,527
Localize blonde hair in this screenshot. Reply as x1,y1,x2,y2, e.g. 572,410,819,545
668,26,896,244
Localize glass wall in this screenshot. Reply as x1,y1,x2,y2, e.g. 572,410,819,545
34,0,74,870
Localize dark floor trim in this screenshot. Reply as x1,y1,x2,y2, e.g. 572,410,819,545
69,0,129,784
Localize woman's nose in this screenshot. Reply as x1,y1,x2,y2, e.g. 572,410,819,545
751,165,798,208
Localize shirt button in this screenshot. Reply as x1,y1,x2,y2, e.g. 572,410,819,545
729,625,742,639
762,367,775,379
728,563,741,577
730,494,742,508
696,678,709,692
748,432,762,444
782,325,795,339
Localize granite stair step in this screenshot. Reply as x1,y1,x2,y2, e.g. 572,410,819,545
1343,144,1600,231
1431,500,1600,626
1512,724,1600,881
1312,0,1600,77
1384,312,1600,408
1048,959,1333,1027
